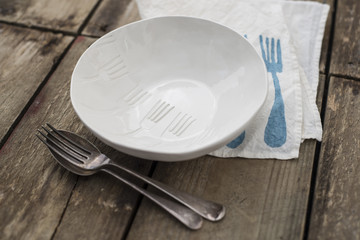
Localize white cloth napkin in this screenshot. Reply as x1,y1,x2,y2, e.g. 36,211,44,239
135,0,329,159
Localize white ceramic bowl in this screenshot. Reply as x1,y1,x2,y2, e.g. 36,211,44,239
71,16,267,161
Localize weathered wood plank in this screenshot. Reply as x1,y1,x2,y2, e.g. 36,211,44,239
127,150,313,239
0,37,87,240
126,75,325,240
53,155,153,240
53,146,153,239
0,0,98,32
308,77,360,239
83,0,140,37
329,0,360,78
0,36,152,239
0,24,73,143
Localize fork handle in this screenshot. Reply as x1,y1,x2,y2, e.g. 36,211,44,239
105,157,225,221
101,168,202,230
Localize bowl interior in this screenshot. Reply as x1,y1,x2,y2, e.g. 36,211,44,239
71,16,267,161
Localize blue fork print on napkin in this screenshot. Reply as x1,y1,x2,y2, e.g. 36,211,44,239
260,35,287,147
227,35,287,149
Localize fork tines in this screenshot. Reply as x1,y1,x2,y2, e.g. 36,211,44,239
36,123,88,164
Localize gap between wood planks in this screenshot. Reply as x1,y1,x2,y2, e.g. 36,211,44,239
77,0,104,34
0,19,77,36
50,177,79,240
303,0,338,239
120,161,159,240
0,36,76,150
0,1,117,238
304,72,360,238
0,0,103,149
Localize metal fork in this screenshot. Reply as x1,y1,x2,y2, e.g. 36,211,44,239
36,124,225,227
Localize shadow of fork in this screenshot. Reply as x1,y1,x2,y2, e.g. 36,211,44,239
260,36,287,147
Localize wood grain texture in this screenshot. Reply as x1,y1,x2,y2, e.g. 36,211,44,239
308,77,360,240
83,0,140,37
0,24,73,143
53,154,152,240
0,0,98,32
44,37,152,240
126,75,325,240
0,36,152,239
53,147,153,240
329,0,360,78
0,37,87,240
127,150,313,239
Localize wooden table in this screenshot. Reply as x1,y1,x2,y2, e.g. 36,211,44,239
0,0,359,239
